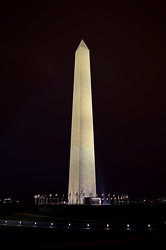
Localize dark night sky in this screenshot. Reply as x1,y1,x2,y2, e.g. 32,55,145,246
0,1,166,204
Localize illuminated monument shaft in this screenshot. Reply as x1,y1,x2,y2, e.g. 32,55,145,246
68,40,96,204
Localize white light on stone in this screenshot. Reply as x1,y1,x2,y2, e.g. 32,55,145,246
68,40,96,204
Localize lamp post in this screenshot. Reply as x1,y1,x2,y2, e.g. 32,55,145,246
101,193,104,205
107,193,110,205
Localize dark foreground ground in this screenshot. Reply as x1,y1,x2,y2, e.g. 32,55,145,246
0,203,166,249
0,226,166,249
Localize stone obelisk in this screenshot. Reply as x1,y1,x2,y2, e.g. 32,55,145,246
68,40,96,204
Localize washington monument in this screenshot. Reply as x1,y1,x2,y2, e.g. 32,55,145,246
68,40,96,204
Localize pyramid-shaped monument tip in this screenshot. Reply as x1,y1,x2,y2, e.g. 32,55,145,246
78,39,88,49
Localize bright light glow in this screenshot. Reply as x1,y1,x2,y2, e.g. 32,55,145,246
5,221,7,223
51,223,53,226
107,224,109,227
148,224,150,227
68,223,71,226
19,221,21,224
127,224,130,228
35,222,37,225
87,224,89,227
